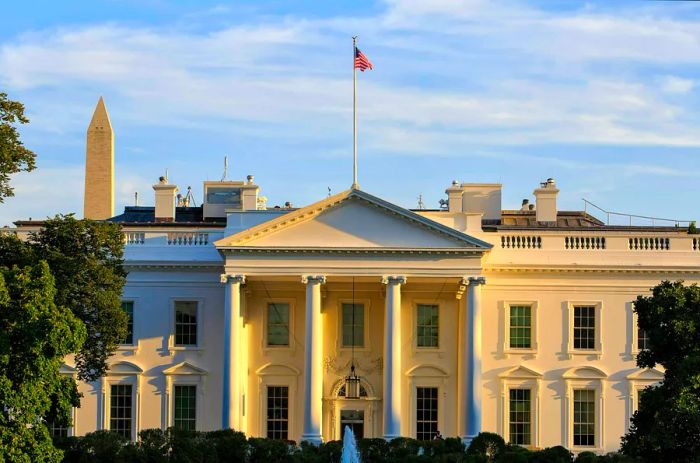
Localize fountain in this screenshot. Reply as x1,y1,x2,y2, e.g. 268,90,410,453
341,425,361,463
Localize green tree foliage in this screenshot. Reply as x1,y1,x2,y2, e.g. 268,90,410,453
621,280,700,462
0,215,127,382
0,262,86,463
0,92,36,201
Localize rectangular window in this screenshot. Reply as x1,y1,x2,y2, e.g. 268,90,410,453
267,303,290,347
573,389,596,447
509,388,531,445
175,301,198,346
637,327,649,351
48,420,68,438
110,384,133,440
266,386,289,440
342,303,365,347
121,301,134,345
174,385,197,431
573,306,596,350
509,305,532,349
416,387,438,441
416,304,439,348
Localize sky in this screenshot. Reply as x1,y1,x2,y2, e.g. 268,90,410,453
2,0,700,226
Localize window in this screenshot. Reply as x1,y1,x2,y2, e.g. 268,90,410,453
342,303,364,347
174,385,197,431
573,389,596,447
48,420,68,438
416,387,438,440
266,386,289,440
121,301,134,345
573,306,596,350
175,301,198,346
509,388,531,445
509,305,532,349
267,302,290,347
637,327,649,351
416,304,439,348
110,384,133,439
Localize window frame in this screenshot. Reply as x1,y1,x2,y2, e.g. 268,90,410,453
498,366,542,448
631,308,650,356
412,300,443,352
337,298,371,352
566,301,603,359
265,385,290,440
117,298,139,352
406,365,448,440
264,299,295,350
256,364,299,439
502,301,538,356
415,386,440,441
100,362,142,441
48,364,78,437
164,362,207,431
563,367,605,452
169,298,204,353
626,368,664,427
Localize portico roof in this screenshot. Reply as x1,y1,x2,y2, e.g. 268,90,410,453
214,188,492,253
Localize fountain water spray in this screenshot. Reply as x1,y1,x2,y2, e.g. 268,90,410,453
341,425,361,463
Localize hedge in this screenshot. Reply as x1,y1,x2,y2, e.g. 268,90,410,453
53,429,637,463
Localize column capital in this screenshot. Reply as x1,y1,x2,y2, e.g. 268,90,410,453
381,275,407,285
220,274,246,285
461,276,485,286
302,275,326,284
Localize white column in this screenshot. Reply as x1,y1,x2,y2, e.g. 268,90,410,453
460,276,485,444
221,274,245,430
382,275,406,440
301,275,326,445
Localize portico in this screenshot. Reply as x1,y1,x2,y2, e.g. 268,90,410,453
215,189,491,443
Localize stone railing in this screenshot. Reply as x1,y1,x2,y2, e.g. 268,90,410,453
123,231,223,246
694,237,700,251
565,236,605,250
124,232,145,245
628,237,670,251
167,232,210,246
501,235,542,249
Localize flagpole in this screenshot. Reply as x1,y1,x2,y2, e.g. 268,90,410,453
352,36,358,190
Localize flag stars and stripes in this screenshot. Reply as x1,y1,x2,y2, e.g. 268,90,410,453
354,47,373,71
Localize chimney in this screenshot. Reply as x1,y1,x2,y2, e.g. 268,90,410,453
460,183,502,221
153,176,178,222
446,180,463,213
521,199,530,211
533,178,559,223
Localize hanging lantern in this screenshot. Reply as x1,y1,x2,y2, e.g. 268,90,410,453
345,364,361,399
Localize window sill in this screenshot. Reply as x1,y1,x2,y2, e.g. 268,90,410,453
504,348,537,357
117,344,138,352
169,346,203,355
567,350,601,359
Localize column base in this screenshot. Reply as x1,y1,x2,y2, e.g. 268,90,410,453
383,434,400,441
462,435,478,447
301,434,323,446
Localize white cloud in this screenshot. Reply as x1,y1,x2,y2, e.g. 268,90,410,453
659,75,695,94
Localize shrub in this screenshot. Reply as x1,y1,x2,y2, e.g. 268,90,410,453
248,437,291,463
357,437,389,461
205,429,248,462
138,428,168,463
688,221,698,234
74,430,127,463
466,432,505,462
575,451,598,463
498,444,531,463
530,446,573,463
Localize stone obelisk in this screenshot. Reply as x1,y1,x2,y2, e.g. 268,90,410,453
83,96,114,219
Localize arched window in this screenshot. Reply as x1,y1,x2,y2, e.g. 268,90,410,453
337,383,368,398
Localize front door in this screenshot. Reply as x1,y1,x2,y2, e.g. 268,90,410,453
340,409,364,439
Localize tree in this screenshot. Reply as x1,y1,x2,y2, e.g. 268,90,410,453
0,215,127,382
0,92,37,201
621,280,700,462
0,262,86,463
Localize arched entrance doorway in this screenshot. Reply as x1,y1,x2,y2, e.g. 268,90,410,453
328,379,380,441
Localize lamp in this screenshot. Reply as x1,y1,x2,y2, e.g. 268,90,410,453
343,277,361,399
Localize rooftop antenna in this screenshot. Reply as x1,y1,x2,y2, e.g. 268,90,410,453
328,186,332,197
417,194,425,210
165,168,169,182
221,155,229,181
134,191,139,206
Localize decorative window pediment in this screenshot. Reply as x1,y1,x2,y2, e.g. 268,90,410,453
563,366,607,380
108,361,143,375
499,365,543,380
406,364,449,378
626,368,664,381
255,363,300,376
163,362,208,376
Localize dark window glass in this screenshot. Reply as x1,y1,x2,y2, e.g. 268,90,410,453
121,301,134,345
573,306,596,350
416,387,438,440
637,327,649,351
174,385,197,431
266,386,289,440
48,420,69,438
417,305,439,348
110,384,132,440
573,389,596,447
509,388,531,445
267,303,290,346
175,301,198,346
509,305,532,349
342,303,364,347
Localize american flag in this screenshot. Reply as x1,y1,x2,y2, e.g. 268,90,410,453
354,47,373,71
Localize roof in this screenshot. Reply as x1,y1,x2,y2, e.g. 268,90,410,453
487,210,606,229
107,206,226,226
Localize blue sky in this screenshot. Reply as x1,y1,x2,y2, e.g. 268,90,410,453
2,0,700,226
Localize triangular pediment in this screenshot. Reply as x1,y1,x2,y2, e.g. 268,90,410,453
499,365,542,379
215,189,491,251
163,362,208,376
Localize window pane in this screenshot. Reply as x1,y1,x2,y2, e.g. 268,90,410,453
121,301,134,345
110,384,133,440
573,389,596,447
509,388,531,445
573,306,596,350
174,385,197,431
416,387,438,440
267,303,290,346
417,305,439,348
175,301,198,346
509,305,531,349
637,326,649,351
266,386,289,440
342,303,364,347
